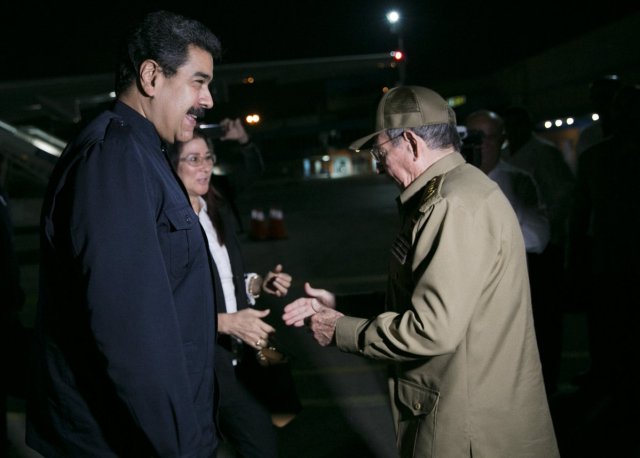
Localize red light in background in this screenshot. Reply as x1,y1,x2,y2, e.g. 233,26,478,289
391,50,404,61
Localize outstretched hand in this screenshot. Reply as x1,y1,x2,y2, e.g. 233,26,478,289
282,282,336,327
262,264,292,297
309,308,343,347
218,308,275,349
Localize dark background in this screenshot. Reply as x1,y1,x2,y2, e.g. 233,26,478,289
2,0,637,83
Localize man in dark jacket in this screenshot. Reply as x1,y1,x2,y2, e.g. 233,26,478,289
26,11,223,457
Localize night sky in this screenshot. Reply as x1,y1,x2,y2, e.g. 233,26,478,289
1,0,638,84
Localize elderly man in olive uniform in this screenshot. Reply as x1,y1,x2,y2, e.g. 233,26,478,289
283,86,559,457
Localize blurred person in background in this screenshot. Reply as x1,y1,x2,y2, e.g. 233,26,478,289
567,83,640,415
502,106,575,391
465,109,561,395
207,117,265,233
575,74,623,157
464,109,549,254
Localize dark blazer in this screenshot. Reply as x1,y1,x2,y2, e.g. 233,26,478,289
27,101,218,457
211,199,253,362
207,193,280,458
219,205,251,313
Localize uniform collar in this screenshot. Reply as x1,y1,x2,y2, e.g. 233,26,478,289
399,152,465,205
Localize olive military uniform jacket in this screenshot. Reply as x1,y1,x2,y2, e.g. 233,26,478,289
336,153,558,457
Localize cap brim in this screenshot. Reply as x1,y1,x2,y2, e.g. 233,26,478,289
348,129,384,151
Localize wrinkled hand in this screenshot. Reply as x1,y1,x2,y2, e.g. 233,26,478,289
220,118,249,144
282,282,336,327
309,308,344,346
262,264,292,297
218,308,275,349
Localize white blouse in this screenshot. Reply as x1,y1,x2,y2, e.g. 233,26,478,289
197,197,238,313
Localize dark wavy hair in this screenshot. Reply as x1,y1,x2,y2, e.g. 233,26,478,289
115,10,221,96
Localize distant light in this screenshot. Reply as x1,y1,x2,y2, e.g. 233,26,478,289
242,76,255,84
391,50,404,61
245,114,260,124
32,138,63,157
447,95,467,108
555,119,563,127
544,121,553,129
386,11,400,24
382,86,390,93
322,155,330,162
566,117,574,125
109,91,116,98
592,113,600,121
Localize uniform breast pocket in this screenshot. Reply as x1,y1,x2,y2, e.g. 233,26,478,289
395,378,439,458
163,206,198,279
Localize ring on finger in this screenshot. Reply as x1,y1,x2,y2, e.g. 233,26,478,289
255,338,264,348
311,299,321,313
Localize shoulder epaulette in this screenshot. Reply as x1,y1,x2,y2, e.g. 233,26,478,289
419,174,444,211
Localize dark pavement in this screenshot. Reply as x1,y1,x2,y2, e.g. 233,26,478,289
235,174,400,458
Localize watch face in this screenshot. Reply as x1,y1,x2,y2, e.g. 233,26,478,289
252,276,262,295
247,274,261,297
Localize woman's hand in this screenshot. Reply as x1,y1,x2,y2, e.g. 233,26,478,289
218,308,275,349
262,264,292,297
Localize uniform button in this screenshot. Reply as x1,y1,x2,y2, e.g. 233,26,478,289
186,217,192,223
414,402,422,410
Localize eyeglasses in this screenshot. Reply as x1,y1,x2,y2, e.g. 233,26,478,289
369,132,404,162
179,154,215,167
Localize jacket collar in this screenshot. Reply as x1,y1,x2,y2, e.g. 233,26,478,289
399,152,465,205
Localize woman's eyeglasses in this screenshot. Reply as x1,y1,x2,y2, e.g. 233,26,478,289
179,154,215,167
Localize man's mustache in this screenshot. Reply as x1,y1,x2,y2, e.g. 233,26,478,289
188,107,206,119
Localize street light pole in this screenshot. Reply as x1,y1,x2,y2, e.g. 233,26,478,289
386,10,405,85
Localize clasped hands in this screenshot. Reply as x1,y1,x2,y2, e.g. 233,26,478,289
282,282,343,346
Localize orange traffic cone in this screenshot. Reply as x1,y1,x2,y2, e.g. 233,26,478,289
267,207,288,240
249,208,268,241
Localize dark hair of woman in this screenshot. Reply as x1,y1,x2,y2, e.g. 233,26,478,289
169,131,227,245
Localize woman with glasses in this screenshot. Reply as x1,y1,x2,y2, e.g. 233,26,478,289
171,129,294,457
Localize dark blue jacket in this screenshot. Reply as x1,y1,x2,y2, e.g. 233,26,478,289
27,101,218,457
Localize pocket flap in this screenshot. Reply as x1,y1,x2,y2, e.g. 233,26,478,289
397,378,439,416
165,206,196,231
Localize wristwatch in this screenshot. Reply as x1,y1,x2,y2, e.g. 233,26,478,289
244,273,262,304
